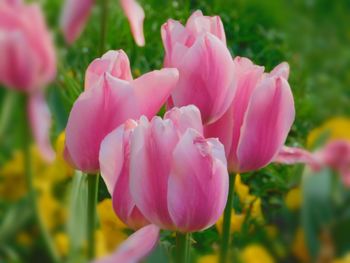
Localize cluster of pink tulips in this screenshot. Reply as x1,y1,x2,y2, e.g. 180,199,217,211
62,10,296,263
1,0,349,262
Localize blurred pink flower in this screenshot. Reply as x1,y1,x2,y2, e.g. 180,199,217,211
0,0,56,92
161,10,236,124
318,140,350,186
0,0,56,161
205,57,295,173
277,141,350,187
65,50,179,173
93,224,160,263
97,105,228,262
60,0,145,46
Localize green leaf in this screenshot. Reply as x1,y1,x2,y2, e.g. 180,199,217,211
301,168,333,259
67,171,89,263
0,198,33,245
144,241,171,263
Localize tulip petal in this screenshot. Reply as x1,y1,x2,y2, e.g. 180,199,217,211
164,105,203,135
274,146,319,167
237,77,295,172
204,105,234,159
186,10,226,44
0,31,37,91
318,140,350,187
168,129,228,232
161,19,188,66
65,75,140,172
93,224,160,263
60,0,93,44
85,50,133,90
99,124,129,195
171,33,235,124
28,92,55,162
100,120,148,229
226,57,264,170
270,62,290,80
130,117,178,229
132,68,179,118
120,0,145,47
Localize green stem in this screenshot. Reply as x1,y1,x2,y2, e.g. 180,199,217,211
0,90,17,142
219,173,237,263
176,232,191,263
99,0,109,55
20,94,60,263
87,174,99,260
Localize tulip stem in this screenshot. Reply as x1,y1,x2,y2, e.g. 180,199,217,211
176,232,191,263
0,89,17,143
87,173,99,260
99,0,108,55
219,173,237,263
20,94,60,263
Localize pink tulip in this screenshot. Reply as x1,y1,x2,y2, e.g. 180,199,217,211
100,106,228,232
318,140,350,186
97,105,228,262
205,57,295,173
93,224,160,263
65,50,179,173
276,141,350,187
0,0,56,92
60,0,145,46
0,0,56,161
59,0,93,44
99,105,212,230
161,10,236,124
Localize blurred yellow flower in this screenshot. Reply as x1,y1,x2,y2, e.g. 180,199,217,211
249,198,263,222
198,254,218,263
307,117,350,148
285,187,301,211
333,253,350,263
265,225,278,239
241,244,275,263
54,232,69,257
235,174,250,202
97,199,129,255
16,231,33,247
216,209,245,234
0,151,26,201
0,132,71,236
292,228,310,263
133,68,141,77
39,192,67,231
95,229,109,258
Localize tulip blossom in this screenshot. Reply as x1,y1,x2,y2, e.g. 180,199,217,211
65,50,179,173
161,10,236,124
205,57,295,173
96,105,228,262
276,141,350,187
60,0,145,46
0,0,56,161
